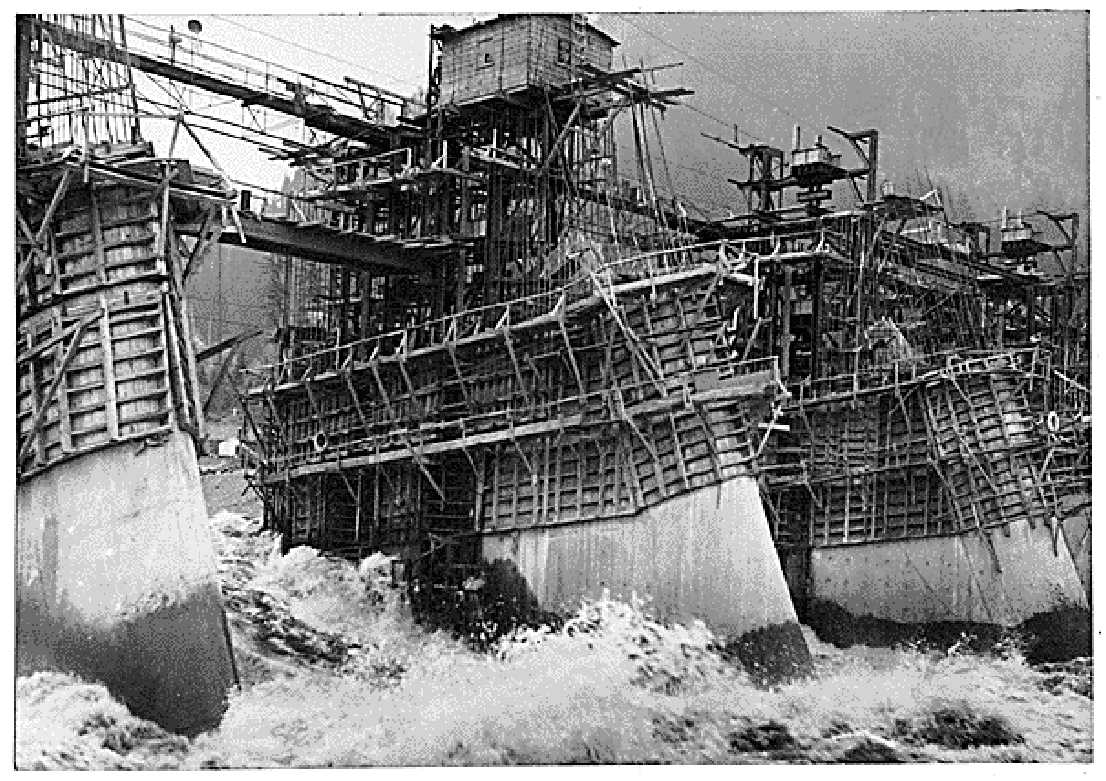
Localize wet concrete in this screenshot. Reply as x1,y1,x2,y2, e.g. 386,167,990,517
797,516,1091,663
1017,604,1093,663
17,581,234,736
803,597,1091,663
724,620,813,685
16,432,236,736
1057,495,1092,602
482,476,812,672
808,521,1087,630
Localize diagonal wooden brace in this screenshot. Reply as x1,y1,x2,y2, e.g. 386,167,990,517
17,307,101,466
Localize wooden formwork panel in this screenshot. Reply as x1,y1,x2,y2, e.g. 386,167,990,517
21,184,168,315
16,179,199,479
481,397,759,532
770,354,1061,550
266,327,593,467
255,255,778,557
17,296,173,462
923,367,1053,531
259,266,754,471
267,455,479,557
485,428,638,530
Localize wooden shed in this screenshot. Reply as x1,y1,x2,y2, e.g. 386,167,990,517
437,14,617,106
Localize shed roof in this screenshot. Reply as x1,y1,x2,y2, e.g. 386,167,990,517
434,14,620,47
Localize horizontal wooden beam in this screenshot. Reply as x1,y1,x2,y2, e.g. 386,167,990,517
196,329,263,363
175,211,432,273
259,365,779,483
252,262,753,390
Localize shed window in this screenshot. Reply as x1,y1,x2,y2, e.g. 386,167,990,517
478,36,495,68
557,38,571,65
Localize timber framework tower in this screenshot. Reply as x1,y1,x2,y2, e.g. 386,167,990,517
236,15,1089,636
248,15,748,573
13,13,1090,659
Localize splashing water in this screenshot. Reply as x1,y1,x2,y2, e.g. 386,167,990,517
16,512,1093,768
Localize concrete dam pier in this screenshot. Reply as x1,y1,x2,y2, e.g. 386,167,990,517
14,13,1090,732
15,136,237,735
251,243,817,678
768,352,1091,660
16,433,237,735
483,476,812,682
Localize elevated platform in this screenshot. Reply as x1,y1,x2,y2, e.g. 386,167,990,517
176,211,455,273
31,17,401,146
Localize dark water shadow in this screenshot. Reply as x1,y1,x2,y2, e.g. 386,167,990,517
17,581,237,737
801,598,1092,663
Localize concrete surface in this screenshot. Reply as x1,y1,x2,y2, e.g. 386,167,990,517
482,475,810,676
16,430,237,736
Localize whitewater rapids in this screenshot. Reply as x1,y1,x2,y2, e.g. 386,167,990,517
15,510,1093,767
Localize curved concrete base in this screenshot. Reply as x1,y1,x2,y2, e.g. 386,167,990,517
16,432,236,736
805,519,1089,661
482,475,811,681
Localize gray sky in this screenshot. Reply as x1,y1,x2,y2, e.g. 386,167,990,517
601,11,1088,227
134,11,1088,231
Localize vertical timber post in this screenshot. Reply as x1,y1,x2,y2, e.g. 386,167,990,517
780,266,793,380
810,258,824,381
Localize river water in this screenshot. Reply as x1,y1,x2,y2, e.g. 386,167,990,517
15,511,1093,768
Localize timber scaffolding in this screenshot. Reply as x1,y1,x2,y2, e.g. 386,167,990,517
676,162,1089,603
16,136,234,481
31,12,1086,633
218,16,1088,620
242,207,1089,599
245,241,782,566
706,197,1090,607
765,349,1073,576
15,13,240,733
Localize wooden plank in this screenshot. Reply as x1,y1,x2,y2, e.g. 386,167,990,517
202,342,242,417
26,354,48,466
96,297,121,441
18,308,102,465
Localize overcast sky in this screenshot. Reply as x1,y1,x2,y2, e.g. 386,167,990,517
602,11,1088,227
132,10,1088,231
